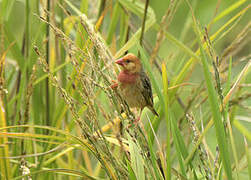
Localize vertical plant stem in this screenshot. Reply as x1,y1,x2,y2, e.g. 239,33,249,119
225,57,239,179
0,99,11,179
0,20,10,179
97,0,106,24
139,0,149,46
162,63,171,180
46,0,50,134
196,31,232,180
244,137,251,179
20,0,30,157
25,0,29,58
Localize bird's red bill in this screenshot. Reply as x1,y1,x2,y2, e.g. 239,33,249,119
115,58,124,66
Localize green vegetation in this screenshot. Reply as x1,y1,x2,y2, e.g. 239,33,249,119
0,0,250,179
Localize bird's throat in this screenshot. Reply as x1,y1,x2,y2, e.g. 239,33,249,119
118,71,138,84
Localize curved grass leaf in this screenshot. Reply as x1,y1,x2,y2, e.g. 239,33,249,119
194,23,232,180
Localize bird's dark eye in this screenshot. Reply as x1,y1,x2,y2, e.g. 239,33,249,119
125,59,130,63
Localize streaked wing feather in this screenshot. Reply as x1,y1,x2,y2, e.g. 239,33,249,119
140,71,154,107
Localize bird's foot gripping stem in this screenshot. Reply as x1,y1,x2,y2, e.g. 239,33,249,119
110,80,118,89
127,116,140,128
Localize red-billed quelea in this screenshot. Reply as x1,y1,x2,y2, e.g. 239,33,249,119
111,53,158,121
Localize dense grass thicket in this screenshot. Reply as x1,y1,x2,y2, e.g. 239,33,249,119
0,0,250,179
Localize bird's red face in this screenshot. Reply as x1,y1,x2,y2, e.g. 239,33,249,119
115,53,142,74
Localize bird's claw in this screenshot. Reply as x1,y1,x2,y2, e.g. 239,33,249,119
127,116,140,128
110,81,118,89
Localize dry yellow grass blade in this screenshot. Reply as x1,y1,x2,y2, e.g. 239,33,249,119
223,60,251,106
93,113,126,137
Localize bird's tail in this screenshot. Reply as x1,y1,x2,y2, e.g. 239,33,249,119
148,106,159,117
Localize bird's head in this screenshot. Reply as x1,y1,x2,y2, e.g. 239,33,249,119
115,53,142,74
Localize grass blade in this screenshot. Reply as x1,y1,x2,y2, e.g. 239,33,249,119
233,120,251,142
194,24,232,179
162,63,171,180
128,134,145,180
0,100,11,179
106,2,121,45
244,137,251,179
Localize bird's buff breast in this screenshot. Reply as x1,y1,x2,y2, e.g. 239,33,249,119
117,71,146,108
118,81,146,109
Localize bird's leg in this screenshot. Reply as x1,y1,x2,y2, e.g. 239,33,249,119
133,116,140,125
127,109,141,128
133,108,142,125
128,109,147,138
135,109,148,138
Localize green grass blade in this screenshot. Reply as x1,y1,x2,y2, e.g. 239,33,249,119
3,23,25,69
170,116,187,178
224,57,232,96
146,131,162,179
115,0,156,58
167,4,249,102
244,137,251,179
233,120,251,142
128,134,145,180
162,63,171,180
0,100,11,179
126,159,137,180
154,24,200,61
211,0,247,24
194,24,232,179
1,0,15,21
106,2,121,45
119,11,129,49
13,168,98,180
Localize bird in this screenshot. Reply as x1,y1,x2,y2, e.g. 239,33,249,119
111,53,158,122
